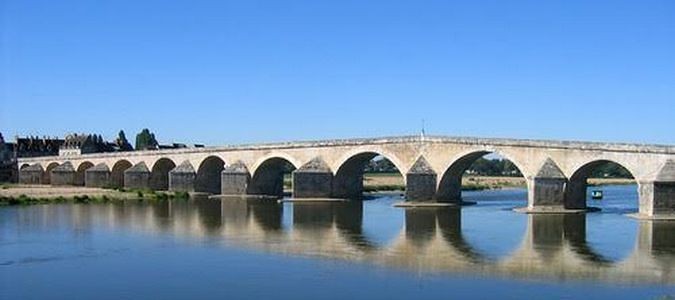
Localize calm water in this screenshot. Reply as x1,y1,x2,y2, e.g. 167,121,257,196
1,185,674,299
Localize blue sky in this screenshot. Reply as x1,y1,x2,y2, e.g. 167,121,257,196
1,0,674,146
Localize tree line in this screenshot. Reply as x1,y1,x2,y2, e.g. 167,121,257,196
365,157,632,178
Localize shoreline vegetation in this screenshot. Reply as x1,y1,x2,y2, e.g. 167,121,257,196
360,173,635,193
0,184,189,206
1,174,635,206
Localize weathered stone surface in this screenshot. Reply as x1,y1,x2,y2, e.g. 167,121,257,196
85,163,110,188
293,157,333,198
124,162,150,190
530,158,567,208
530,178,567,208
653,182,675,215
19,164,43,184
640,181,675,216
408,156,434,174
51,162,75,186
170,161,196,192
221,161,249,195
293,172,333,198
536,158,566,179
297,157,331,172
406,157,437,202
656,160,675,182
406,173,436,202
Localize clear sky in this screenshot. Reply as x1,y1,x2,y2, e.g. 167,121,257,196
1,0,674,146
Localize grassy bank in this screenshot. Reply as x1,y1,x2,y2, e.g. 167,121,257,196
362,173,526,192
0,185,189,206
360,174,635,192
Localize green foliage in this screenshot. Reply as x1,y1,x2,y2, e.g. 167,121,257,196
363,185,404,192
589,162,633,178
74,195,90,204
466,158,523,177
116,130,134,151
172,191,190,199
365,158,399,173
135,128,159,151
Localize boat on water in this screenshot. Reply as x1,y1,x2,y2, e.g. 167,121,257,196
591,190,603,200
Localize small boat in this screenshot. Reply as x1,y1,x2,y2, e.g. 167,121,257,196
591,190,603,200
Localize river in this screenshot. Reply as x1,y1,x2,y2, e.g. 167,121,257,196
1,185,673,299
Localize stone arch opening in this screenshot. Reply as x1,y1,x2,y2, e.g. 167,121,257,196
20,164,30,170
333,152,403,199
74,161,94,186
111,160,132,188
195,156,225,194
437,151,525,203
247,157,296,198
150,158,176,191
43,162,60,185
565,160,636,210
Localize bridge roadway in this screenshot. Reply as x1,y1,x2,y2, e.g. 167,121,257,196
17,135,675,217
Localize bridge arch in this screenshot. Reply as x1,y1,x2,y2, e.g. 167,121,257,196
436,149,528,202
250,153,301,177
564,159,636,210
20,164,30,170
246,156,298,197
111,160,132,188
43,162,60,185
247,156,298,198
195,156,226,194
74,161,94,186
333,148,407,176
332,151,405,199
150,158,176,191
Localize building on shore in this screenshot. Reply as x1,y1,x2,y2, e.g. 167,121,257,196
0,133,17,182
14,136,64,158
59,133,117,156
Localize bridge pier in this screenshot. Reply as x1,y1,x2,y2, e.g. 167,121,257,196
526,159,568,212
19,164,44,184
638,181,675,217
85,163,111,188
405,157,437,202
221,162,250,196
169,161,195,192
124,162,150,190
637,160,675,218
51,162,76,186
292,158,333,198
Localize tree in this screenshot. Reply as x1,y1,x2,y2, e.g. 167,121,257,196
590,162,633,179
116,130,133,151
135,129,159,150
466,158,522,177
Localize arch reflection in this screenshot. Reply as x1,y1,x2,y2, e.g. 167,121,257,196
292,201,373,250
18,200,670,285
520,214,612,265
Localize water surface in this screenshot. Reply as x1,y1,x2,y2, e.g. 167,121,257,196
1,185,673,299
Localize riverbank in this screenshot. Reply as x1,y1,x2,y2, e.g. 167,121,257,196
1,175,636,205
0,184,188,205
361,173,635,192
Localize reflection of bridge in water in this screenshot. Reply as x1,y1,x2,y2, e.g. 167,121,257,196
27,199,674,284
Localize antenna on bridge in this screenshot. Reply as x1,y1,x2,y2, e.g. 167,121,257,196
420,119,426,140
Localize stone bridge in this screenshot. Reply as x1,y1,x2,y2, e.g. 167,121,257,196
17,135,675,217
